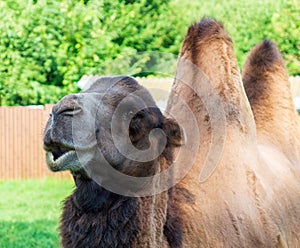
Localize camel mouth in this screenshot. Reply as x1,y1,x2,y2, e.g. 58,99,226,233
51,146,71,161
44,142,98,173
46,150,82,172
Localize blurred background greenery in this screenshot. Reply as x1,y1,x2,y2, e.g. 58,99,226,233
0,0,299,106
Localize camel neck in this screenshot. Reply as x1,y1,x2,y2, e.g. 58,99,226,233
60,177,168,247
60,178,141,247
72,178,132,212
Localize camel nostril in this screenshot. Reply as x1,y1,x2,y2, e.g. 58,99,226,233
51,94,83,117
55,106,82,116
61,107,82,116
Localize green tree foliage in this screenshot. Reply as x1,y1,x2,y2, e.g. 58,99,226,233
175,0,300,75
270,1,300,75
0,0,299,106
0,0,183,105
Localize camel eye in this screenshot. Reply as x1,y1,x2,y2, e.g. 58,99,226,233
122,110,134,120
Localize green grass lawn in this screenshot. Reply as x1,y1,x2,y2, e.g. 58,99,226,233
0,178,74,248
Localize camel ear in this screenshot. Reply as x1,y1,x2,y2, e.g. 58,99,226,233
162,117,184,147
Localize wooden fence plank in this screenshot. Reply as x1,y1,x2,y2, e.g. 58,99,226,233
0,105,71,180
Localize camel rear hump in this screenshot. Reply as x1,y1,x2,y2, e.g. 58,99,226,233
242,40,300,163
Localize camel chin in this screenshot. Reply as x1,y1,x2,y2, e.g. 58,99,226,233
46,150,80,172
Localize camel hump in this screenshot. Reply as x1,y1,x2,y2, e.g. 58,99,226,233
169,18,256,142
257,39,284,66
242,39,300,163
183,18,231,48
181,19,234,67
243,39,285,76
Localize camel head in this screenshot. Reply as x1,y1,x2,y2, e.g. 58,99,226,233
43,76,182,180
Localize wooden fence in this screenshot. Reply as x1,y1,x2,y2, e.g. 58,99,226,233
0,104,71,180
0,77,300,180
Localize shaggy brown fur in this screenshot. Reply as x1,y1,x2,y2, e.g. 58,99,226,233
60,178,141,248
166,18,300,247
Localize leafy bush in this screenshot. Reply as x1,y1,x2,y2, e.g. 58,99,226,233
0,0,299,106
269,1,300,75
0,0,182,105
173,0,299,75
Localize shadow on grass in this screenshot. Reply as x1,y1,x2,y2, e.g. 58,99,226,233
0,219,61,248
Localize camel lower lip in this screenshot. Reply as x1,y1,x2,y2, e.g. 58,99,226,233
46,150,82,172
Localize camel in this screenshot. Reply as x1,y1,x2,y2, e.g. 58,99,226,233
43,18,300,247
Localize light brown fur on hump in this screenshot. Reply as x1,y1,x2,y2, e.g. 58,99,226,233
167,18,300,248
169,18,256,144
242,40,300,163
180,19,240,106
180,19,239,101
